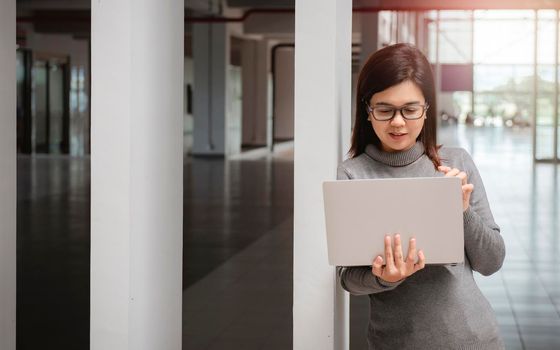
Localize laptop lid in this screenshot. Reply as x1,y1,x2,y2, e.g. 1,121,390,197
323,176,464,266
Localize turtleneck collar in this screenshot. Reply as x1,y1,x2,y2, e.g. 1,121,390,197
364,141,425,167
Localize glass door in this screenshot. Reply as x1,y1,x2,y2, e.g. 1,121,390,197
30,54,70,154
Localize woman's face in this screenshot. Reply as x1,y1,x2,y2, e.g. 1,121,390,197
368,80,426,153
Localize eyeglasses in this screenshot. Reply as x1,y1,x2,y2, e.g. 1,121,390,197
365,102,429,121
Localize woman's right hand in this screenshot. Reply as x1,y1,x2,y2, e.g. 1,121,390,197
371,234,426,283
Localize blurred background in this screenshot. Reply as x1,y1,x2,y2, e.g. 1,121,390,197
11,0,560,349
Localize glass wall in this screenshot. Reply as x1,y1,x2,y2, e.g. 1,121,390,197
29,58,69,154
473,10,535,128
430,9,560,162
429,11,474,124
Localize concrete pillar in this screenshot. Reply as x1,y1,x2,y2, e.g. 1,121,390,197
0,1,16,349
241,39,270,148
192,23,239,156
257,39,273,149
360,12,379,67
90,1,183,349
273,46,295,141
241,39,257,146
293,0,352,349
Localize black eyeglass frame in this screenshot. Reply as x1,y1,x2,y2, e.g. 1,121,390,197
364,101,430,121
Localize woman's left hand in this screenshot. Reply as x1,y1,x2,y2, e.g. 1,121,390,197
438,166,474,212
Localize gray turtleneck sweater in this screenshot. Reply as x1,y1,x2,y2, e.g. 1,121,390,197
337,141,506,350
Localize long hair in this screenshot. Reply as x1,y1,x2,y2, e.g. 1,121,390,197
349,43,442,169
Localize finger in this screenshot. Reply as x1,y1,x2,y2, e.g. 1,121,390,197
437,165,451,173
406,237,417,268
393,234,404,268
444,168,460,177
457,171,467,186
384,235,395,269
462,184,474,208
462,184,474,197
414,250,426,272
372,256,384,277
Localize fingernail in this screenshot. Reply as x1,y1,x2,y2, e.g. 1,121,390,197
395,234,400,239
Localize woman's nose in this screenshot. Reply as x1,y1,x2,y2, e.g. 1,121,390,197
390,112,406,126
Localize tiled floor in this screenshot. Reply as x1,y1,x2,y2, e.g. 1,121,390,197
448,125,560,350
16,126,560,349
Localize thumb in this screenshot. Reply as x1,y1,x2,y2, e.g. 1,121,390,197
372,256,384,277
462,183,474,195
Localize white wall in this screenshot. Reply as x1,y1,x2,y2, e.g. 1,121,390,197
0,1,16,349
227,65,242,155
26,32,90,155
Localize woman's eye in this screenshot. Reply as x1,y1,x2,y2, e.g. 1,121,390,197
377,109,393,114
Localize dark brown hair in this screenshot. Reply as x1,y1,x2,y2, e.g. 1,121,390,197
349,43,442,169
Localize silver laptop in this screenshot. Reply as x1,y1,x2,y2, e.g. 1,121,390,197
323,177,464,266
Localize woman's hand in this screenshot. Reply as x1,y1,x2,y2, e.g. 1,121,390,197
438,166,474,212
371,234,425,283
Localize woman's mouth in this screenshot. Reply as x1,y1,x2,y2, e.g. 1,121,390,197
389,132,407,140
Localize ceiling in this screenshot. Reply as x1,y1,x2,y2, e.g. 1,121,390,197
16,0,560,42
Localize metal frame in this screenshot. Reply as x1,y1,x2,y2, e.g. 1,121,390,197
470,10,475,117
532,10,538,161
533,9,560,163
554,10,559,161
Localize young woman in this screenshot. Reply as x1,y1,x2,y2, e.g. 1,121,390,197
337,43,506,349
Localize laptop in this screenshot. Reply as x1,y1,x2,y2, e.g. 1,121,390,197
323,176,464,266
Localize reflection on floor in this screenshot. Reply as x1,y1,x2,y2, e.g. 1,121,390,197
17,154,91,349
16,127,560,349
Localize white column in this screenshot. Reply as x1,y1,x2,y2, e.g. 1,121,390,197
293,0,352,349
0,1,16,349
192,23,229,155
90,1,183,349
241,38,270,147
241,39,258,146
256,39,272,149
273,47,295,141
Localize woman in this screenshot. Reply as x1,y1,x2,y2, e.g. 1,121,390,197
337,43,506,349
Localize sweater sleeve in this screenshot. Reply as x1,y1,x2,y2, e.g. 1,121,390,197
460,150,506,276
335,164,405,295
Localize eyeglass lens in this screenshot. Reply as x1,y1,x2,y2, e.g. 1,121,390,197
372,105,425,121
